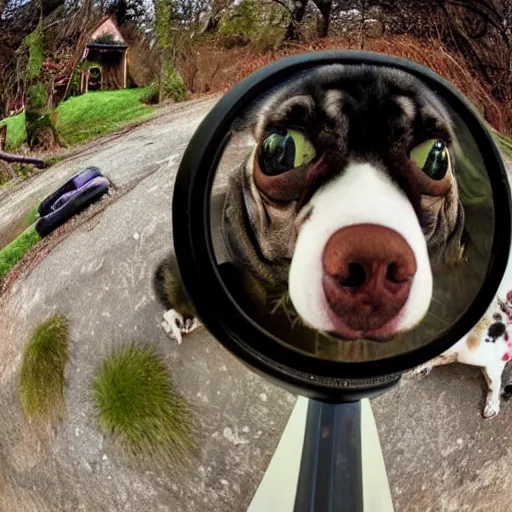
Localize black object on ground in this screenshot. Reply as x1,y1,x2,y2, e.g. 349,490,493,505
35,167,110,237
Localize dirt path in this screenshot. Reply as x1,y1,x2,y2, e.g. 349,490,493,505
1,96,512,511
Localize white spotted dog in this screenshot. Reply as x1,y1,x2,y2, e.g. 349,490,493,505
412,290,512,419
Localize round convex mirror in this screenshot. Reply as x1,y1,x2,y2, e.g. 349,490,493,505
173,52,511,401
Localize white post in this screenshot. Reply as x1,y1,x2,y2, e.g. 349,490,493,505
248,398,395,512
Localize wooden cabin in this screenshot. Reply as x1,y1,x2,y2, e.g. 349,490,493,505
79,17,129,93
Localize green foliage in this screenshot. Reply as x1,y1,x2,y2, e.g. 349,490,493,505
219,0,284,51
43,155,66,167
0,226,40,280
24,19,57,149
18,314,69,422
140,82,160,105
12,163,35,180
24,22,44,82
92,343,193,459
153,0,188,102
26,109,57,149
155,0,172,53
68,69,81,98
67,62,104,97
161,67,188,102
220,0,262,37
77,61,103,73
27,84,47,111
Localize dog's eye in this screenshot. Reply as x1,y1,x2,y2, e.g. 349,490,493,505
259,129,316,176
411,139,449,180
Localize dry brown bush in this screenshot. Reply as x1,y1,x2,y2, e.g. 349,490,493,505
182,34,511,134
119,25,159,88
176,37,254,94
127,41,159,88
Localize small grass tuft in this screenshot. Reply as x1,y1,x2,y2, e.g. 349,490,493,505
92,343,193,460
24,203,40,227
0,226,40,280
18,314,69,422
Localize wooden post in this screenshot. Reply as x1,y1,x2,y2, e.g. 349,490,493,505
123,49,128,89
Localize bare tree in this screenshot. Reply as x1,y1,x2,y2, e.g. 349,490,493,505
313,0,332,38
201,0,232,33
359,0,366,49
281,0,308,40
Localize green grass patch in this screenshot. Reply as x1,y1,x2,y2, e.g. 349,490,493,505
56,88,156,146
18,314,69,422
0,88,157,150
0,112,27,151
0,226,40,281
24,203,40,227
92,343,193,460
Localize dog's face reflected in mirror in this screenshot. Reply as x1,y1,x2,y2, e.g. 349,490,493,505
208,64,494,361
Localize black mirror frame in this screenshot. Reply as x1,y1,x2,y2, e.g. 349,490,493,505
172,50,511,401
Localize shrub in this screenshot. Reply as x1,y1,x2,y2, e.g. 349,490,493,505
161,67,188,102
18,315,69,422
92,343,193,460
140,82,160,105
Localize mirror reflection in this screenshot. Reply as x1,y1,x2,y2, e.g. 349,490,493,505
211,64,494,362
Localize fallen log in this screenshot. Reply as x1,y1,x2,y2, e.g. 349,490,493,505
0,151,47,169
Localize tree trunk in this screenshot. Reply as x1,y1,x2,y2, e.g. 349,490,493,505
284,0,308,41
314,0,332,38
0,160,17,183
359,0,366,50
201,12,220,34
25,85,59,151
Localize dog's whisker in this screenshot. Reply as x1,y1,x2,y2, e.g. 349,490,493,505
429,295,445,306
424,311,450,326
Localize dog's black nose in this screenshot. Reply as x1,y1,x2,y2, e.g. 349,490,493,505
322,224,417,333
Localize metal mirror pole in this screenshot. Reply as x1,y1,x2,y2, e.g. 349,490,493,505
293,400,363,512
